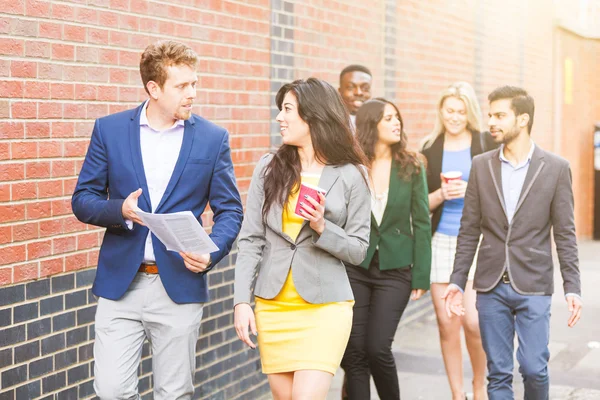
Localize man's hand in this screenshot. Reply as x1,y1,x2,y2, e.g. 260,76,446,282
566,295,583,327
442,284,465,318
234,303,257,349
179,252,211,273
122,188,144,225
411,289,427,301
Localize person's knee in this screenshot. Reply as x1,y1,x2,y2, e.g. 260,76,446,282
519,359,548,381
94,376,139,400
463,317,481,338
437,319,460,341
366,340,392,365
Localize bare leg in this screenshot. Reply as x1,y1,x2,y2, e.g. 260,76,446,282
431,283,466,400
268,372,294,400
292,370,334,400
462,281,488,400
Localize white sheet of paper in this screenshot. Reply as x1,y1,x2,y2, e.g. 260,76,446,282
136,210,219,254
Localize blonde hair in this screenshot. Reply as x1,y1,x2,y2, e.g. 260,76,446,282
422,82,483,150
139,40,198,95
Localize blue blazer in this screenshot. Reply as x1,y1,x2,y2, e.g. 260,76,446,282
72,103,243,304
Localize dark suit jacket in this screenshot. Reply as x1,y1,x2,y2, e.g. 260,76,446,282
358,161,432,290
72,103,243,304
421,130,485,234
450,146,581,296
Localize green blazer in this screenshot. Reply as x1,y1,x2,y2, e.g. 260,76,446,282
359,161,432,290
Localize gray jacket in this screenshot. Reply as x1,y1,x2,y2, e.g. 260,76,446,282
450,146,581,296
234,154,371,305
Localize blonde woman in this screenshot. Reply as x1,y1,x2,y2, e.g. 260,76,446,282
420,82,488,400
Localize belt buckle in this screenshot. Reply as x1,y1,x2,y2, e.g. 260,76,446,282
502,271,510,283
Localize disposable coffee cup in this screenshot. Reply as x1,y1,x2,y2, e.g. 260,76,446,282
294,182,327,219
442,171,463,183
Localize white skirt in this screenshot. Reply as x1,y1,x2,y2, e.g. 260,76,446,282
430,231,478,283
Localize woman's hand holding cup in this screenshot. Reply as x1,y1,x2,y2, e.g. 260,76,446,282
440,171,467,200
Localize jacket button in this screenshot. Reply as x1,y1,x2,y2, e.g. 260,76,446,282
504,225,508,230
290,244,296,250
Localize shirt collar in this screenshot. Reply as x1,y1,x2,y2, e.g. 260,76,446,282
139,100,185,130
499,140,535,168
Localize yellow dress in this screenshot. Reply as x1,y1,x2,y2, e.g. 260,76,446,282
254,174,354,375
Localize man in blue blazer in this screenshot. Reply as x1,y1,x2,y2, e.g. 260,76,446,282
72,41,243,399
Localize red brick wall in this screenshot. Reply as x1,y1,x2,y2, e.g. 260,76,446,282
0,1,272,398
0,0,271,284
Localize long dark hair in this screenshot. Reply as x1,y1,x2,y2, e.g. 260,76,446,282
262,78,368,221
356,98,421,180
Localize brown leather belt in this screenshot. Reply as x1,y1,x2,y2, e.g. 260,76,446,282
139,263,158,274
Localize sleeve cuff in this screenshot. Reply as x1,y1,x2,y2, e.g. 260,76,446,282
565,293,582,303
449,283,464,294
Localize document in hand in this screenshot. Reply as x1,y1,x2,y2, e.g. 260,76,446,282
136,210,219,255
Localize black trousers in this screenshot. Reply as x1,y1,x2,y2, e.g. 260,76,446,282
341,252,412,400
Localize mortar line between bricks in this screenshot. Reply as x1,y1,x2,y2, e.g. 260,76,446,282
0,337,96,371
48,0,273,19
196,355,263,388
0,75,272,85
0,228,105,244
0,249,99,268
1,5,273,32
0,22,271,45
0,49,272,69
26,362,96,397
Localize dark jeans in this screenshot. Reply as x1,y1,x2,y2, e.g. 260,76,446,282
341,253,412,400
477,281,552,400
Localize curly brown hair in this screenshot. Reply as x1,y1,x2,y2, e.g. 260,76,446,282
139,40,198,95
356,98,421,180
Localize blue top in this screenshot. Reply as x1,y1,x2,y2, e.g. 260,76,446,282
437,147,472,236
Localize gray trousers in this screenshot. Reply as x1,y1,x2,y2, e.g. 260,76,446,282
93,273,204,400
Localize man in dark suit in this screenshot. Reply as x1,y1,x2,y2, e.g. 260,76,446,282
443,86,582,399
72,41,243,399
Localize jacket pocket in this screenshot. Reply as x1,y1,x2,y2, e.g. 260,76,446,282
187,158,211,165
394,228,413,238
529,247,550,257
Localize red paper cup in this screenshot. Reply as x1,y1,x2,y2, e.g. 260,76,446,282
442,171,463,183
294,182,327,219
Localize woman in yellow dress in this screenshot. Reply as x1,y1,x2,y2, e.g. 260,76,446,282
233,78,371,399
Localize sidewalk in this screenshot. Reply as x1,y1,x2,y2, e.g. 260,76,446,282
327,240,600,400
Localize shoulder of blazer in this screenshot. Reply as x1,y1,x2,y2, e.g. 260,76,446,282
189,113,228,138
538,146,567,167
337,163,368,189
101,104,141,126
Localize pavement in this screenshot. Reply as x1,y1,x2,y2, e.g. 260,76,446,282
325,240,600,400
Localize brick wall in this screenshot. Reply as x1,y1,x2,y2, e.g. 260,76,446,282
0,0,271,398
1,0,599,399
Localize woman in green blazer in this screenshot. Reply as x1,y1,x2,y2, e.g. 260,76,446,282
340,98,432,399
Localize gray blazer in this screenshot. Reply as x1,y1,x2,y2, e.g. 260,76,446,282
234,154,371,305
450,146,581,296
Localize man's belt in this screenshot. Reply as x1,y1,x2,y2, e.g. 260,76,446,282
139,263,158,274
501,271,510,283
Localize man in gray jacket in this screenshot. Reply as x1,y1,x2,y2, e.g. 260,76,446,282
443,86,582,400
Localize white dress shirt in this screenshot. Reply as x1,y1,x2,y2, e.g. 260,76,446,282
139,100,185,263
